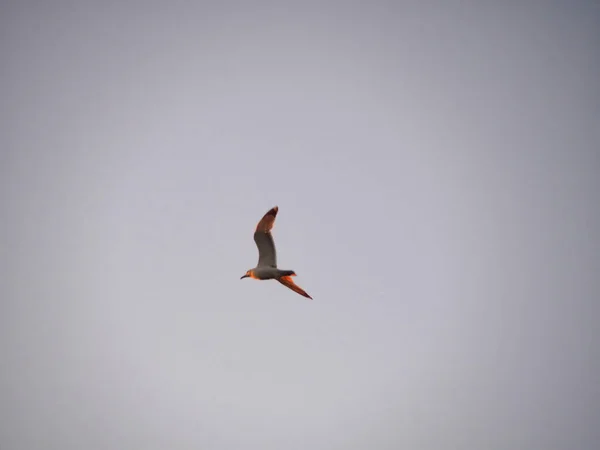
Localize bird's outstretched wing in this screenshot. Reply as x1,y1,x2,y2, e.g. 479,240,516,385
278,275,312,300
254,206,278,267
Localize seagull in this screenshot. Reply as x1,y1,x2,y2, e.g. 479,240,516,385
241,206,312,300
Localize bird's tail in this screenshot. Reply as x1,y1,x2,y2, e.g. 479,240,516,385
278,270,296,277
278,275,312,300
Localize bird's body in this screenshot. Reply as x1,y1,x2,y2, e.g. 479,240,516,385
241,206,312,299
247,266,295,280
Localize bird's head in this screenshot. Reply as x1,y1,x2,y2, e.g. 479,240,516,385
240,269,252,280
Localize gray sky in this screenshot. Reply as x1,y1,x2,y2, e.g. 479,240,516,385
1,1,599,449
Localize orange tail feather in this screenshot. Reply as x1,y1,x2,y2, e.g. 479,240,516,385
278,276,312,300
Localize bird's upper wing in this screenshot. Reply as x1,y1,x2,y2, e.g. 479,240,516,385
253,206,278,267
278,275,312,299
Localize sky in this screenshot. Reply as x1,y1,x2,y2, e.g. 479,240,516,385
1,1,599,449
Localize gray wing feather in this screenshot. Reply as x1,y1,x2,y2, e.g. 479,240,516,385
254,230,277,267
253,206,279,267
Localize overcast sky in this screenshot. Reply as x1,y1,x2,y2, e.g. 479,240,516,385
1,1,599,449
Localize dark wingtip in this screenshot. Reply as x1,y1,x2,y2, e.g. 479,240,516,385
267,206,278,217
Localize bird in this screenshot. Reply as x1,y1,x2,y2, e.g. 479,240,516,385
240,206,312,300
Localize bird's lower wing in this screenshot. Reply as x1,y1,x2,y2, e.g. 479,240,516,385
254,231,276,267
254,206,278,267
278,276,312,300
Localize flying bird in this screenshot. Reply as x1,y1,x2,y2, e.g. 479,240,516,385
241,206,312,300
